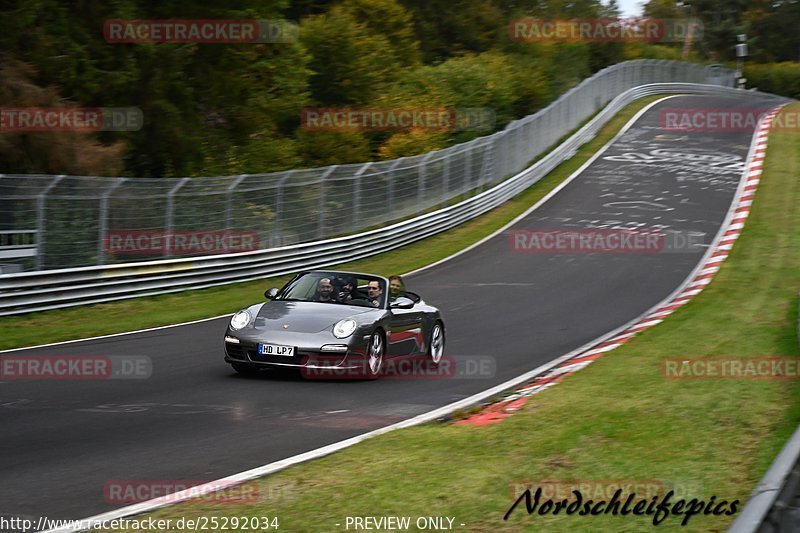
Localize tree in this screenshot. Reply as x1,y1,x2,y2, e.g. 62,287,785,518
643,0,682,19
743,0,800,62
399,0,506,61
0,58,125,176
300,6,404,106
338,0,422,67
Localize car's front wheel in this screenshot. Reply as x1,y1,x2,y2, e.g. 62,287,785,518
428,322,445,366
365,330,385,379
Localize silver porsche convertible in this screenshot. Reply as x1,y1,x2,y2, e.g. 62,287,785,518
223,270,445,379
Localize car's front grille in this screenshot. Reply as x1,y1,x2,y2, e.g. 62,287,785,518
246,349,347,367
225,343,247,360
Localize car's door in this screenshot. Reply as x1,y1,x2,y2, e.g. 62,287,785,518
387,297,424,357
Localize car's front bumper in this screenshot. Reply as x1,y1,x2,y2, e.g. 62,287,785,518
223,329,371,370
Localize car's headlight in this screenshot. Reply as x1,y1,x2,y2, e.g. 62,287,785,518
230,310,251,330
333,318,357,339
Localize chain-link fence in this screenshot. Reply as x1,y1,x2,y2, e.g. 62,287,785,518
0,60,734,272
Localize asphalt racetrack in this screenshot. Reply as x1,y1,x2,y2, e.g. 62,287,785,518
0,93,785,525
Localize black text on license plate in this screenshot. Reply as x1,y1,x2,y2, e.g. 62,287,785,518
258,343,294,356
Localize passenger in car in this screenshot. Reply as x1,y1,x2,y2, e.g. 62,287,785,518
388,275,406,299
336,276,359,302
366,280,383,307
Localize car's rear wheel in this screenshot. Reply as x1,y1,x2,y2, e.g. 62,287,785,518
428,322,445,365
365,330,385,379
231,363,260,375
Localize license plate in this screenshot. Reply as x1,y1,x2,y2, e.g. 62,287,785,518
258,343,295,357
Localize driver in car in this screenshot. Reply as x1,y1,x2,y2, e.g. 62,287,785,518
366,280,383,307
313,278,335,302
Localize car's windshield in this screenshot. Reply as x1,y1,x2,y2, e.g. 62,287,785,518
276,272,387,307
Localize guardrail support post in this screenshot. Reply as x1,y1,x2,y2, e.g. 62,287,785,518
317,166,337,240
352,163,372,233
417,152,434,208
494,132,506,184
165,177,190,259
523,119,534,168
225,174,248,234
441,154,450,207
387,158,405,222
273,171,294,247
35,175,64,270
478,140,492,193
464,148,473,196
97,178,127,265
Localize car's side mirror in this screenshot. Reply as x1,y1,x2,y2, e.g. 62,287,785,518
390,296,415,309
264,288,278,300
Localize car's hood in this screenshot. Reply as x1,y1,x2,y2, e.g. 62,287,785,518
254,300,375,333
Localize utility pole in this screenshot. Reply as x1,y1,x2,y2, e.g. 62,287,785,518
736,34,747,89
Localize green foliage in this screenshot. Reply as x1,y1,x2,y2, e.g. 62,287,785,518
742,0,800,62
744,63,800,100
300,5,405,107
642,0,800,62
643,0,682,19
1,0,310,178
295,129,372,167
373,50,552,152
399,0,506,62
5,0,780,179
0,58,125,175
393,52,520,125
337,0,422,68
378,129,450,159
541,43,593,96
623,42,685,61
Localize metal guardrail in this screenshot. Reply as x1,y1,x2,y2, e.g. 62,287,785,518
0,230,37,259
0,60,732,272
729,293,800,532
729,426,800,532
3,80,786,317
0,230,37,274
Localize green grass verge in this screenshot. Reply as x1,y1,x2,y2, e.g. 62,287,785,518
0,96,666,351
97,103,800,532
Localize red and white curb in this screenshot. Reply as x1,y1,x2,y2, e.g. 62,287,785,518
457,105,787,426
